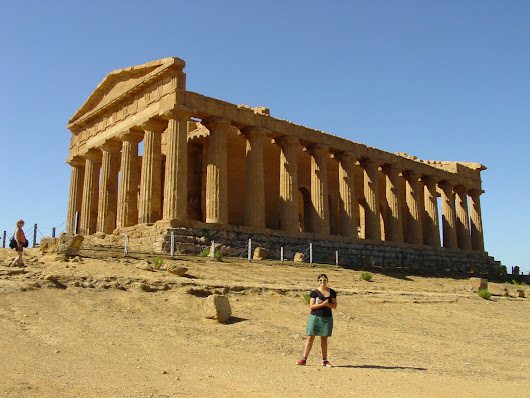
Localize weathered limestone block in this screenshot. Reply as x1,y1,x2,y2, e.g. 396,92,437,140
40,237,59,254
55,234,84,256
469,277,488,292
253,247,268,260
293,253,305,262
516,289,525,298
488,283,508,296
203,294,232,323
167,266,188,276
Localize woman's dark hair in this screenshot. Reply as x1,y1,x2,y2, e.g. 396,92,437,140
317,273,328,280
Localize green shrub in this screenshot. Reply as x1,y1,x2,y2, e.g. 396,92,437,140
152,256,164,270
214,250,223,262
302,292,311,304
361,271,373,282
478,289,492,300
200,248,210,257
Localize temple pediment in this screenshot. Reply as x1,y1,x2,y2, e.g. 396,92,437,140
68,57,185,127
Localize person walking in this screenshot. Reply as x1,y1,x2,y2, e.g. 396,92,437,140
10,220,27,267
296,273,337,367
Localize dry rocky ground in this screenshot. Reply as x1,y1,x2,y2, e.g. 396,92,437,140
1,248,529,398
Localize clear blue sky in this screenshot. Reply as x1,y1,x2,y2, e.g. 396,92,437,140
1,1,528,272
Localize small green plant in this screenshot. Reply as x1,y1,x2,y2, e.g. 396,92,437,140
478,289,492,300
200,248,210,257
361,271,373,282
214,250,223,262
152,256,164,270
302,292,311,304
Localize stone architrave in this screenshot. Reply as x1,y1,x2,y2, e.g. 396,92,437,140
138,119,166,224
66,156,85,234
382,164,404,243
421,175,441,247
439,181,458,249
162,107,192,221
455,185,472,250
202,117,231,225
242,126,268,228
80,149,102,235
96,140,122,233
360,159,381,241
117,129,143,228
469,189,485,252
308,144,330,235
335,151,356,237
403,170,423,245
275,136,300,233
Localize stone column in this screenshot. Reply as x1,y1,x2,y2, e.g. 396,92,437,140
138,119,166,224
66,156,85,234
117,129,143,229
308,144,330,235
439,181,458,249
275,136,300,233
80,149,102,235
469,189,485,252
360,159,381,241
162,108,192,222
202,117,230,225
335,151,356,237
382,164,404,243
455,185,472,251
96,140,121,234
242,126,268,228
403,171,423,245
421,175,441,247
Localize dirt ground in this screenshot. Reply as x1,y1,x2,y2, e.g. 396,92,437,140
0,248,528,398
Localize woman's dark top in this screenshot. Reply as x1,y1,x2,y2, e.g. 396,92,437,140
310,288,337,317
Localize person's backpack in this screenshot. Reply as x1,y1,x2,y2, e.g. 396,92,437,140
9,237,16,249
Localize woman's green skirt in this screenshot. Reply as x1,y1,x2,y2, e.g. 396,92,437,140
305,314,333,337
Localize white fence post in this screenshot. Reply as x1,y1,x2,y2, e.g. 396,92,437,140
248,239,252,262
170,231,175,258
281,246,284,263
335,250,339,266
124,235,129,256
211,241,215,260
309,243,313,264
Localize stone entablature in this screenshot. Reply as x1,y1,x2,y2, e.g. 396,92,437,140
66,57,486,255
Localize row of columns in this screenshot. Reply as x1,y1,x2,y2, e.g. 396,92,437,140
66,113,484,252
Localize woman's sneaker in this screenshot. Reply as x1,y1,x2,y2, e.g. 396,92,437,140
296,359,307,366
322,360,333,367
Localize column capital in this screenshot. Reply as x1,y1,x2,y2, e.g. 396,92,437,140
331,151,356,161
98,139,122,153
163,106,195,121
402,170,421,181
140,118,167,133
359,158,381,168
381,163,401,174
420,175,439,185
202,116,232,131
454,184,469,194
438,180,455,189
83,148,102,163
119,128,144,143
305,143,329,157
468,188,484,197
67,155,85,167
273,135,300,148
241,126,270,139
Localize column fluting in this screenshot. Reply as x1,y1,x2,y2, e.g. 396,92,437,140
96,140,122,234
421,175,441,247
455,185,472,250
403,170,423,245
336,151,356,237
242,126,268,228
308,144,330,235
275,136,300,233
66,156,85,234
138,119,166,224
469,189,485,252
382,164,404,243
360,159,381,240
80,149,102,235
202,117,230,224
439,181,458,249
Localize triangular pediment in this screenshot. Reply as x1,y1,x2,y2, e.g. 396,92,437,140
68,57,184,126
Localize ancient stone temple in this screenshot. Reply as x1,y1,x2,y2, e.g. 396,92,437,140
66,57,497,272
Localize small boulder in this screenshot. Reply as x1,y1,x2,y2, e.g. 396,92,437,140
488,283,508,296
516,289,525,298
203,294,232,323
253,247,268,261
469,277,488,292
56,234,84,256
40,237,59,254
167,266,188,276
293,253,305,262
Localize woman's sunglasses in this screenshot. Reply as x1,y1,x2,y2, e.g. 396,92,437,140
318,278,328,282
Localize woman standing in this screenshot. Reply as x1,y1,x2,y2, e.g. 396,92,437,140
296,273,337,367
10,220,27,267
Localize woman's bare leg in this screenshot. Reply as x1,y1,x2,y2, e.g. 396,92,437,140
303,335,316,358
320,336,328,359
